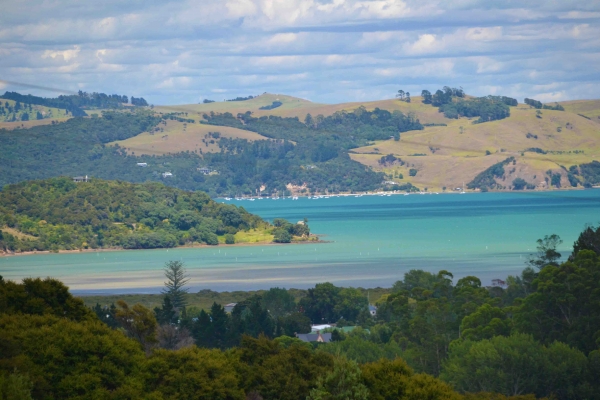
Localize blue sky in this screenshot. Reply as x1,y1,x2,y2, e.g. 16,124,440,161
1,0,599,105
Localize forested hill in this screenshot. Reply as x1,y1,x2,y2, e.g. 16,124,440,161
0,106,415,196
0,177,286,252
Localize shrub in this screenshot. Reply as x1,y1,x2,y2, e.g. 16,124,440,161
273,229,292,243
225,234,235,244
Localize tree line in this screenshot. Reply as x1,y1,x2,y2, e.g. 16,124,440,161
2,224,600,398
418,87,515,123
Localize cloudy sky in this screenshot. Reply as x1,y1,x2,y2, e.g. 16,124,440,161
1,0,599,105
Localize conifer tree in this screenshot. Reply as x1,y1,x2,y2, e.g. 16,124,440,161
162,260,190,309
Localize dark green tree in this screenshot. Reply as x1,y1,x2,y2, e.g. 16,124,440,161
526,234,562,269
262,287,296,318
162,260,190,309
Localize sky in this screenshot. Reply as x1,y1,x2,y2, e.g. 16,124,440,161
1,0,599,105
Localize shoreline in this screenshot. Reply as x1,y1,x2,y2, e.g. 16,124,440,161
216,186,594,200
0,235,327,258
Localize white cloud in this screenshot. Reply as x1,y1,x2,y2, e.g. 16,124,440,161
404,34,440,54
267,33,297,44
42,46,80,62
0,0,598,103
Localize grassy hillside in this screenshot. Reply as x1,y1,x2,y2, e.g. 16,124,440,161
111,119,269,156
560,99,600,119
350,103,600,191
0,99,71,129
154,93,322,120
156,94,448,123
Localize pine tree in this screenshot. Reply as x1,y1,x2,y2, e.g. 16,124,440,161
162,260,190,309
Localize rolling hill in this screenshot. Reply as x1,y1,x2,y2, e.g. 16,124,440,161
351,104,600,191
2,89,599,195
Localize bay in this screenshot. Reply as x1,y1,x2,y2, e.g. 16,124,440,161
1,190,599,294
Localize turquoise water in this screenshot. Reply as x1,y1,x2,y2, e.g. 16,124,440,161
2,190,599,293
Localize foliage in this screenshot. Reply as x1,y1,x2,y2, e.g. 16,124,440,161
320,334,405,364
259,101,282,110
467,157,515,190
273,228,292,243
572,224,600,258
307,356,369,400
0,177,269,252
144,347,244,399
362,358,461,400
115,300,158,353
0,277,95,321
0,371,33,400
511,178,527,190
235,335,334,400
162,260,190,309
1,91,130,117
0,313,148,399
459,304,510,341
514,250,600,354
526,234,562,269
439,96,511,123
261,287,297,318
298,282,370,325
441,334,590,399
579,161,600,185
226,95,255,101
524,98,564,111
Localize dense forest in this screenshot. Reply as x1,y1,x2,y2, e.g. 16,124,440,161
2,225,600,399
0,178,307,252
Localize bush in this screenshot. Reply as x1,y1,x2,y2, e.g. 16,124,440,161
512,178,527,190
409,169,418,177
225,234,235,244
273,229,292,243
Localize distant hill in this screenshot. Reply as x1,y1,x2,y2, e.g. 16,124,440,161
350,101,600,191
1,89,599,195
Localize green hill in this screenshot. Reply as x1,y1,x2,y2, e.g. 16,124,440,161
0,177,308,253
2,90,599,195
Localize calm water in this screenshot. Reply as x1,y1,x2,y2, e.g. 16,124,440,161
2,190,599,293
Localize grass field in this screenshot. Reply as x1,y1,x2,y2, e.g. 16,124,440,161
0,99,71,130
153,94,449,124
351,104,600,191
110,119,269,156
560,99,600,119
